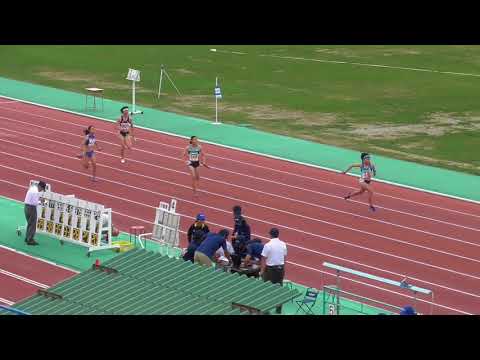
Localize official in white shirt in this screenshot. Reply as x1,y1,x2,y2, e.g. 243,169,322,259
23,181,47,246
260,228,287,314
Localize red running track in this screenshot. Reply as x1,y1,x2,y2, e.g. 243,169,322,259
0,246,77,306
0,98,480,314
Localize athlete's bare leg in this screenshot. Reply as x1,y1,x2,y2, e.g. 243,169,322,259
91,156,97,182
189,166,197,195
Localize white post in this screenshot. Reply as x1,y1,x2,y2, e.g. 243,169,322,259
215,77,218,124
132,80,136,114
157,68,164,98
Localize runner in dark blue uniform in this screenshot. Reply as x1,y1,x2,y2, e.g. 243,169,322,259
342,152,377,211
182,136,207,196
81,126,103,182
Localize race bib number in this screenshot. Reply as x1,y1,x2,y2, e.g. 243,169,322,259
189,153,199,161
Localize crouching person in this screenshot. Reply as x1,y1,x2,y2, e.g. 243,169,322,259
183,231,206,263
194,229,231,267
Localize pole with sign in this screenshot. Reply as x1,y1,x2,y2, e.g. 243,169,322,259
126,68,143,115
213,77,222,125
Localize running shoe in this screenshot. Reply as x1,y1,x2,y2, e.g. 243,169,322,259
121,158,126,164
369,205,376,212
344,194,351,200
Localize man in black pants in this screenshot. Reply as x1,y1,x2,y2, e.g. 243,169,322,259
23,181,47,246
260,228,287,314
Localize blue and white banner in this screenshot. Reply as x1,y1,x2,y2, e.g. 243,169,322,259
214,86,222,99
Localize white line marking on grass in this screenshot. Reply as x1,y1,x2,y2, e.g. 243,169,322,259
1,181,478,309
1,95,479,211
211,49,247,55
1,160,480,282
259,54,480,77
208,48,480,78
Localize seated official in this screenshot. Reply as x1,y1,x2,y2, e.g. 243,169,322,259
243,238,264,266
194,229,231,267
187,213,209,243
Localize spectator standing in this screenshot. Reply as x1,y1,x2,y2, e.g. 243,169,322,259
232,217,251,261
23,181,47,246
232,205,243,238
194,229,231,267
187,213,210,243
260,228,287,314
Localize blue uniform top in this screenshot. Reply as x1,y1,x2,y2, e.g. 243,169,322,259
246,241,264,259
196,232,227,258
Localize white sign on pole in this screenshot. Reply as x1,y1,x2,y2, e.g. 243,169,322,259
126,68,141,82
214,86,222,99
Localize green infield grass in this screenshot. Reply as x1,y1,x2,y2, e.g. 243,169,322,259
1,45,479,174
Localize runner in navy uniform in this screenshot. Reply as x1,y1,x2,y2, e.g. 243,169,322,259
342,152,377,211
182,136,207,195
81,126,103,182
117,106,135,163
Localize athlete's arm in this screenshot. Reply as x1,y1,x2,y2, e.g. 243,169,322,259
182,147,189,164
94,142,103,152
130,119,135,138
200,149,206,166
342,164,360,174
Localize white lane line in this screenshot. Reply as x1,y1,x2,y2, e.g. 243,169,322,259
1,183,477,311
3,146,480,269
3,133,480,262
1,161,480,284
1,98,480,213
0,269,48,289
0,297,15,306
3,116,479,236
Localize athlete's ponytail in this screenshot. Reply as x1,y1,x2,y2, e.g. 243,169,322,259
84,126,93,135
